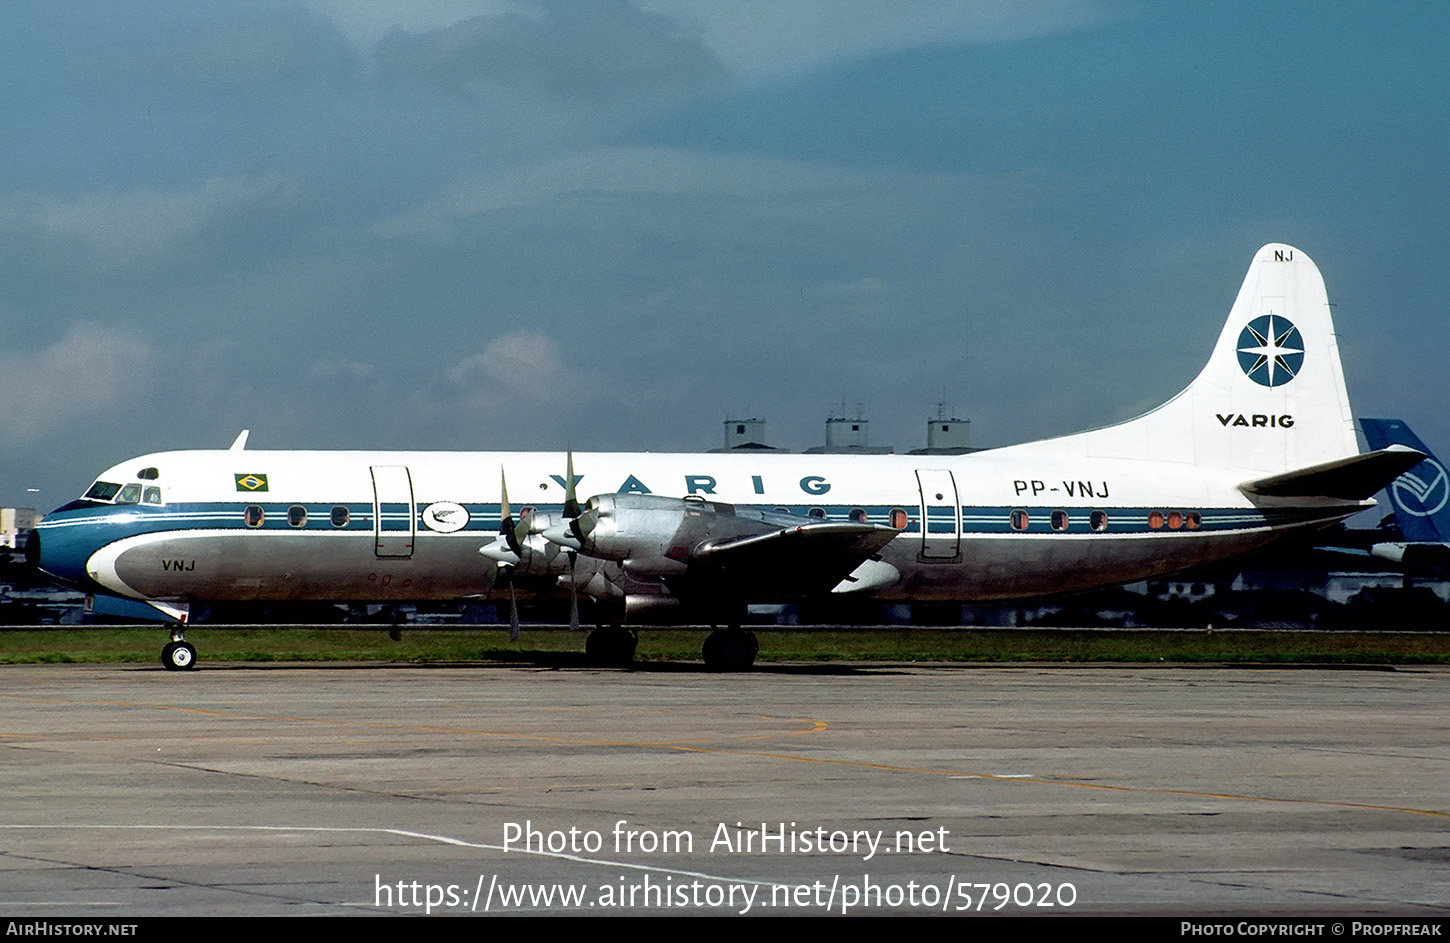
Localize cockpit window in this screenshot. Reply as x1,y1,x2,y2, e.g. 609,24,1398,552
138,467,160,480
84,481,122,501
81,479,162,506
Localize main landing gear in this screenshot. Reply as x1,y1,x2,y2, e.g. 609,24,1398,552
585,625,638,667
161,628,197,671
582,624,758,670
702,626,758,671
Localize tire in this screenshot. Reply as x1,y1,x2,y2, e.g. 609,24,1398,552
162,641,197,671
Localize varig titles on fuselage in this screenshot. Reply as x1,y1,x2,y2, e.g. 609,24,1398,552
543,472,833,497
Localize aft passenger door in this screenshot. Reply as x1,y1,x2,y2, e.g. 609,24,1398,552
371,465,415,558
915,469,960,560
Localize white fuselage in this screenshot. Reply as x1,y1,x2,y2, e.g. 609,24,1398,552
35,445,1363,613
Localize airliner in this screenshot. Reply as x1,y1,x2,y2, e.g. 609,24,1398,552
30,244,1421,670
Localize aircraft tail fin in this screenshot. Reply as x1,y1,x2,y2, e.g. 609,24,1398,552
1360,419,1450,541
1023,244,1359,475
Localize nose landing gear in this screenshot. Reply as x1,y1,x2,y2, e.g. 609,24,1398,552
161,629,197,671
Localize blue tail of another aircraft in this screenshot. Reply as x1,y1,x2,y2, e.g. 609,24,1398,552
1360,419,1450,543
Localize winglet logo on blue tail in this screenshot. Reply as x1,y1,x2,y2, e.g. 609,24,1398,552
1237,315,1304,387
1360,418,1450,542
1392,461,1449,518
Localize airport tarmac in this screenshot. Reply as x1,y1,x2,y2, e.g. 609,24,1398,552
1,660,1446,917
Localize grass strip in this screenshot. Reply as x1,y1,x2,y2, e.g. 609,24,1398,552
2,625,1447,666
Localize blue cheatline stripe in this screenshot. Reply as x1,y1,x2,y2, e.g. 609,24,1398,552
37,499,1348,539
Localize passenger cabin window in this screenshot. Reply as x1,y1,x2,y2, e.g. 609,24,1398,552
1167,511,1183,530
288,505,307,528
1010,510,1029,531
889,508,909,530
1148,511,1165,530
1186,512,1201,530
331,506,350,527
848,508,867,523
1051,510,1069,531
245,505,264,527
1090,510,1108,532
808,507,826,519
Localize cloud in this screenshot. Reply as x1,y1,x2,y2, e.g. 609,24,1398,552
10,174,307,272
305,0,516,49
644,0,1117,82
93,5,359,93
0,323,154,442
373,146,900,239
370,0,727,104
307,359,377,382
447,330,570,402
310,0,1113,85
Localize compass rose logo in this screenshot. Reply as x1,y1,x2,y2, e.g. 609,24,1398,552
1236,314,1304,388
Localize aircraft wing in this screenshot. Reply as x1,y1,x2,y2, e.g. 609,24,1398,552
683,521,901,598
1240,445,1425,500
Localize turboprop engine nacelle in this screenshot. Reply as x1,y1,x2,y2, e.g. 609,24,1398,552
542,493,716,576
545,493,820,577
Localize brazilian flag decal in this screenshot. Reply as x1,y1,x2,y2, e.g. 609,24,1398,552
235,473,269,492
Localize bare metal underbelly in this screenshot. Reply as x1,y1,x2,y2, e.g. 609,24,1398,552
94,523,1308,606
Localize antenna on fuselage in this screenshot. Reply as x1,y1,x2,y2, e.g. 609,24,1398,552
229,430,250,451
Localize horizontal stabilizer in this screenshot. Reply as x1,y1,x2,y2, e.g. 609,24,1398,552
1240,445,1424,500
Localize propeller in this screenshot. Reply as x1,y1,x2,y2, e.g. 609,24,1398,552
543,451,599,553
498,467,521,639
505,575,520,641
486,453,588,634
567,553,580,632
563,450,581,631
499,468,518,554
562,449,581,521
482,469,524,564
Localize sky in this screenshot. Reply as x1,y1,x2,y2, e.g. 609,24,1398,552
1,1,1446,509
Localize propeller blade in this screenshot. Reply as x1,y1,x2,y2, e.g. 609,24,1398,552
499,468,522,557
562,449,581,520
565,448,599,547
567,551,580,632
495,561,521,641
